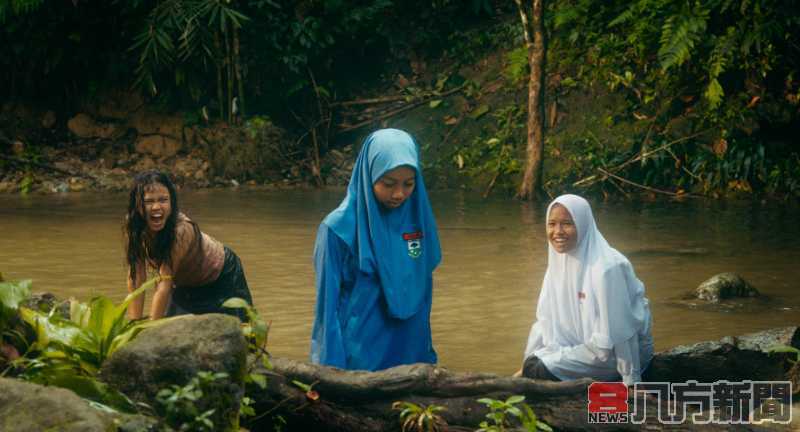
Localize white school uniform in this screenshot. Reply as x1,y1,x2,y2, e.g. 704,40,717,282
524,194,654,385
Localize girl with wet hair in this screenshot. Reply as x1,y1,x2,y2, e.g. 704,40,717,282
124,170,253,320
310,129,441,371
518,194,654,385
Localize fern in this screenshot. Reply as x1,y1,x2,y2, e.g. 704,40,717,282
703,26,737,109
658,3,709,71
609,0,661,27
704,78,724,109
608,8,635,28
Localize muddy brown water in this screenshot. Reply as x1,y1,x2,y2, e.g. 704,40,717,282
2,189,798,374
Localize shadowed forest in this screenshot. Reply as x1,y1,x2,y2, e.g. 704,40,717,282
1,0,798,200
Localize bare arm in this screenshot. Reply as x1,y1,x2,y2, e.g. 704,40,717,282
149,221,191,320
149,263,175,320
127,265,147,320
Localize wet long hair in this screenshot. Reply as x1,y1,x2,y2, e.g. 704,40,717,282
124,170,199,279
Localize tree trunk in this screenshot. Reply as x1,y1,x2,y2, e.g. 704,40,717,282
244,327,798,432
247,359,602,432
515,0,546,201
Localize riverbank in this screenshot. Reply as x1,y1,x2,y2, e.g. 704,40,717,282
2,12,798,201
0,106,357,195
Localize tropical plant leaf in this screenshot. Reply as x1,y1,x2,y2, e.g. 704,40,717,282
658,4,708,71
0,279,31,314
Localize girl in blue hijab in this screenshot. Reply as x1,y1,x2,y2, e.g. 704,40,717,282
310,128,441,371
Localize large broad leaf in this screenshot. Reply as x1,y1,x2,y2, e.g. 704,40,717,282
38,368,137,413
108,315,181,357
19,275,173,380
223,297,270,349
86,296,126,361
69,299,91,328
0,279,31,315
19,307,82,348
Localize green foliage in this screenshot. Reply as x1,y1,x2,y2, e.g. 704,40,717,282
222,296,270,368
455,105,525,194
0,278,31,322
546,0,800,198
10,277,174,411
156,371,229,431
657,2,708,71
476,395,551,432
0,278,148,411
19,276,167,375
444,19,521,67
392,401,447,432
0,0,43,22
0,276,264,429
222,296,272,423
18,173,33,196
130,0,249,104
504,46,529,86
768,345,800,364
0,278,31,371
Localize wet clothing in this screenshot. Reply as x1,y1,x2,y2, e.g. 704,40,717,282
524,194,654,385
310,129,441,371
172,215,225,287
167,246,253,321
522,355,561,381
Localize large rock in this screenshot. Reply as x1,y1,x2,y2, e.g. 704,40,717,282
67,113,119,139
41,110,57,129
100,314,247,430
135,134,182,158
0,377,160,432
694,272,760,302
202,117,291,181
129,111,184,140
96,90,145,120
645,326,799,385
0,377,116,431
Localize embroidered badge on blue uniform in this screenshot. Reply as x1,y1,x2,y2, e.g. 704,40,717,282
403,231,423,258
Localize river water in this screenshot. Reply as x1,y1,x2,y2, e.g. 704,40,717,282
1,189,798,374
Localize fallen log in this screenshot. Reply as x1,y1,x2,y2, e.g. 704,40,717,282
244,327,798,431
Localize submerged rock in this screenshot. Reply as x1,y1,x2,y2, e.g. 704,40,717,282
694,272,760,302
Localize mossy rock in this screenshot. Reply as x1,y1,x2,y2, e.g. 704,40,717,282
694,272,760,303
100,314,247,431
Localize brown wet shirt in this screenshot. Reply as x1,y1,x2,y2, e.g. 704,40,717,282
171,213,224,287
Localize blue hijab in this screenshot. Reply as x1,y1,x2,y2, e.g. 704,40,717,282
323,128,442,319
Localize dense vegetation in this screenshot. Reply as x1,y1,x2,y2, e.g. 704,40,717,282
1,0,798,198
0,275,270,430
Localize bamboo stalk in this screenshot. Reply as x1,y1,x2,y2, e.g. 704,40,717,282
214,31,225,121
225,25,234,124
233,25,245,118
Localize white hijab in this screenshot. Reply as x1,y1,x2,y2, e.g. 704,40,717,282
532,194,648,353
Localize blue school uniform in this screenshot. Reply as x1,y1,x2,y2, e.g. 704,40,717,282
310,129,441,371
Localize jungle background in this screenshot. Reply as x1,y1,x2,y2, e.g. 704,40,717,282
1,0,798,200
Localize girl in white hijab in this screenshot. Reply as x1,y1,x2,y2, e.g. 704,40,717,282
520,194,654,385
